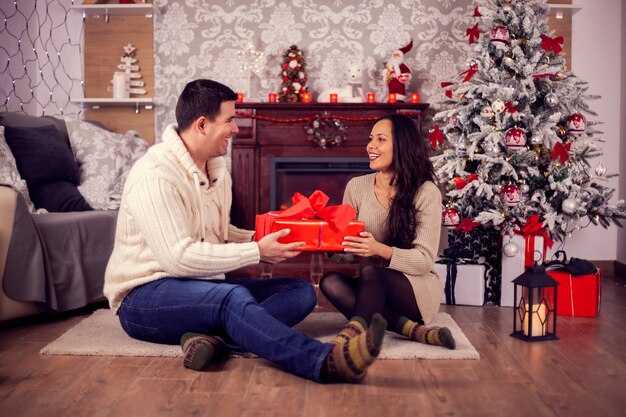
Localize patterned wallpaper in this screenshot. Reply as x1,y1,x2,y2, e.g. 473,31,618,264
153,0,475,135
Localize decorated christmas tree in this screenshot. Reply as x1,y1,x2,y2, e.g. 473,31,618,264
431,0,626,245
278,45,308,103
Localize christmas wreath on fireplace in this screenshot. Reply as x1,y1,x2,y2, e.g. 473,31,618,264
304,116,347,149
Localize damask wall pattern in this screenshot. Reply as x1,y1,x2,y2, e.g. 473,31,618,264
153,0,475,134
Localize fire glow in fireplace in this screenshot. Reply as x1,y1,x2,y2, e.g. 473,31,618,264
270,157,374,211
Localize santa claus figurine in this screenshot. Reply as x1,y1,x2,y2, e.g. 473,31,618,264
386,39,413,101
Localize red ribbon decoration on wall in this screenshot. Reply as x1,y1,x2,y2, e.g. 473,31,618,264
455,218,481,233
551,141,571,164
541,35,564,55
235,111,380,123
276,190,356,232
466,23,480,45
428,124,444,148
461,63,478,83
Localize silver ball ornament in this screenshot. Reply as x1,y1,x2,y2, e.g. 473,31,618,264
520,184,530,193
545,93,559,108
503,242,520,257
562,198,577,214
595,162,607,177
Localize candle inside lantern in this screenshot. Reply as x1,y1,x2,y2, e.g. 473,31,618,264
387,93,397,103
329,93,338,103
410,93,420,103
236,93,244,103
302,92,312,103
367,93,376,103
522,303,547,337
268,93,277,103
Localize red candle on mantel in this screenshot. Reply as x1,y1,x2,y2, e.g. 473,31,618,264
387,93,397,103
236,93,244,103
302,92,312,103
329,93,338,103
268,93,277,103
367,93,376,103
410,93,420,103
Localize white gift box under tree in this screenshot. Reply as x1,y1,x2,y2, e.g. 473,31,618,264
434,262,486,307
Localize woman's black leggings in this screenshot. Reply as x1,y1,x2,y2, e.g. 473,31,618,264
319,264,423,330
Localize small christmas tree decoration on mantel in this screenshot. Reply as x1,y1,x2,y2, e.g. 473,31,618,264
116,43,146,97
430,0,626,244
279,45,308,103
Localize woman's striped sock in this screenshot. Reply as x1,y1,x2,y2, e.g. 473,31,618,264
396,317,456,350
331,316,367,345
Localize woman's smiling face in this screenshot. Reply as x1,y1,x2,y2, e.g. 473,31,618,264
367,119,394,173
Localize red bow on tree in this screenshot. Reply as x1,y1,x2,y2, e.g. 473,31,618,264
473,6,482,17
441,81,453,98
456,217,481,232
428,124,444,148
461,64,478,83
466,23,480,45
504,101,518,113
453,174,478,190
541,35,564,55
551,141,571,164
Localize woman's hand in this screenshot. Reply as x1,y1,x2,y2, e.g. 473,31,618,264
342,231,393,260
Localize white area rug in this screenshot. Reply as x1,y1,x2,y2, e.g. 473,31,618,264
41,309,479,360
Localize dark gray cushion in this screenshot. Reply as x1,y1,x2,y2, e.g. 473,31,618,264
28,181,93,212
4,124,80,185
0,112,70,147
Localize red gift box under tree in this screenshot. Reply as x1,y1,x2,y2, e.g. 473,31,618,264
547,269,602,317
255,190,364,251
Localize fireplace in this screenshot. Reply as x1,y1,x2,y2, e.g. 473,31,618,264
270,157,373,210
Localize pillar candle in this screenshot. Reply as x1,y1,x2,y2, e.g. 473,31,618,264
367,93,375,103
522,303,547,337
302,92,312,103
268,93,277,103
236,93,244,103
329,93,338,103
387,93,397,103
410,93,420,103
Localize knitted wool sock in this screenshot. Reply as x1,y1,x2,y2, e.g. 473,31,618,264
396,317,456,350
323,313,386,382
331,316,367,345
181,332,226,371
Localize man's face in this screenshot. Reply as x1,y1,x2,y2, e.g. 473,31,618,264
203,101,239,158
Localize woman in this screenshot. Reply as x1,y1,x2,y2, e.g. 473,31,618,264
320,113,455,349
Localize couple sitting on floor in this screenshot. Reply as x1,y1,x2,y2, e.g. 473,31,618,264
103,79,455,384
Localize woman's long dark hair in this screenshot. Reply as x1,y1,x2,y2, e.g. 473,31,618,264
378,114,436,249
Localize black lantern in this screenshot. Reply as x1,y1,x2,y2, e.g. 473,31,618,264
510,264,559,342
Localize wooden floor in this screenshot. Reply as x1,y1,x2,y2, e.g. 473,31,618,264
1,274,625,417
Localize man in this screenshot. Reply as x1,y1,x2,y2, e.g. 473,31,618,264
104,79,386,382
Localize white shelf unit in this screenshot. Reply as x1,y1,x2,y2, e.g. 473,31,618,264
70,4,153,21
547,4,582,19
71,98,154,113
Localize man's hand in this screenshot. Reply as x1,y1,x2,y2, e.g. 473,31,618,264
258,229,305,264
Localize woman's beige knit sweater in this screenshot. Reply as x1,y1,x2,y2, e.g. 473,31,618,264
343,173,443,324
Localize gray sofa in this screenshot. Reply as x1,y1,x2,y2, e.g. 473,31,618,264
0,112,145,322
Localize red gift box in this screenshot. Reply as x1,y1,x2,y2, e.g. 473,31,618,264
515,215,554,267
255,190,364,252
547,269,602,317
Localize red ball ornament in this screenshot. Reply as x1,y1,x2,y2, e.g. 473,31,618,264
504,127,527,149
442,207,461,228
449,115,459,125
490,25,510,44
566,113,587,133
500,184,521,207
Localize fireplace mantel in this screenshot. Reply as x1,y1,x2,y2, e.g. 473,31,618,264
231,102,429,230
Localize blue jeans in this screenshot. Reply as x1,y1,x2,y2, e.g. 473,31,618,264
118,277,333,382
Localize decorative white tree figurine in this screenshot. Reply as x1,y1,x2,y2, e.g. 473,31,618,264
116,43,146,97
430,0,626,244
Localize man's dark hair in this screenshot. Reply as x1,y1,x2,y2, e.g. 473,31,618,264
175,79,237,131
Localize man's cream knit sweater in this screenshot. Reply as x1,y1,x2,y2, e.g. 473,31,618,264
343,174,443,324
104,124,259,313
